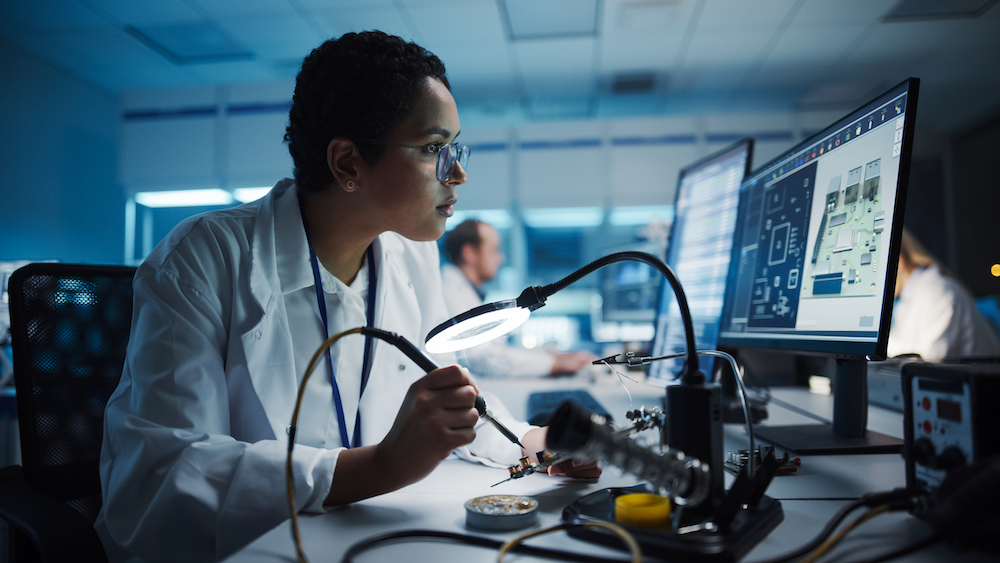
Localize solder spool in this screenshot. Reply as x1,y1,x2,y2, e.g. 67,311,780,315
615,493,671,528
465,495,539,531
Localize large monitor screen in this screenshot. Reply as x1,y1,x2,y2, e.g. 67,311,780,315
716,78,919,455
718,79,918,361
649,138,753,384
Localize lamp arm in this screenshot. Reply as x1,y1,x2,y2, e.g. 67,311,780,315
531,251,700,378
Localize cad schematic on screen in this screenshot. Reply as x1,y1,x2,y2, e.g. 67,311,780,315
725,96,906,342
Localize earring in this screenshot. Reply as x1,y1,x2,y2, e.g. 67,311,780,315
345,180,357,191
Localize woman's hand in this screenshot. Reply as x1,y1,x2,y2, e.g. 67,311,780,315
546,458,602,479
326,366,478,505
520,427,603,480
376,365,480,484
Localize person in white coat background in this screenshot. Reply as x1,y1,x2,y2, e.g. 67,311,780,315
441,219,598,378
96,31,599,562
888,228,1000,361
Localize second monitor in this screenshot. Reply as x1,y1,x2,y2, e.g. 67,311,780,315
648,138,753,385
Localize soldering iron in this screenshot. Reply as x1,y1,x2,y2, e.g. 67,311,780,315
360,327,525,449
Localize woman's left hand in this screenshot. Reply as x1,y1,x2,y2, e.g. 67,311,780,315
520,427,603,480
546,458,602,479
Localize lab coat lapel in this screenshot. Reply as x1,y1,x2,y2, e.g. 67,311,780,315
242,180,300,440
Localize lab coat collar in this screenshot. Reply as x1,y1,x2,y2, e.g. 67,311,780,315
271,180,316,296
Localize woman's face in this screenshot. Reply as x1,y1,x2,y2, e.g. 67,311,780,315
358,77,467,242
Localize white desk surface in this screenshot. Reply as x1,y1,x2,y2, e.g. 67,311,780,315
228,371,995,562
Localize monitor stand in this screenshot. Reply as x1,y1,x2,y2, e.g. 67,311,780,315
755,358,903,455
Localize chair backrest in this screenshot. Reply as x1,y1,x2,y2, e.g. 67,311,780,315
8,263,136,523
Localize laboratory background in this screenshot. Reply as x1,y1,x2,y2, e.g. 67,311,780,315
1,0,999,559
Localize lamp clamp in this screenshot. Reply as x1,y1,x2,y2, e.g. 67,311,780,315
514,285,547,311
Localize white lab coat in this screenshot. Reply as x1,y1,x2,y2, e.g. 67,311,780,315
96,179,532,562
887,265,1000,361
440,264,555,378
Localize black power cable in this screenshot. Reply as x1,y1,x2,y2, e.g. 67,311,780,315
748,488,926,563
341,529,634,563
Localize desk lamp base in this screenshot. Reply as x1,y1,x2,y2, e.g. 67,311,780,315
562,485,783,562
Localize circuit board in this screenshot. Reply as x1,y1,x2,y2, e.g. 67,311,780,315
746,162,815,329
802,158,885,300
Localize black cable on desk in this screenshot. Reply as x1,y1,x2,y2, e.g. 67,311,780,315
748,489,922,563
341,529,634,563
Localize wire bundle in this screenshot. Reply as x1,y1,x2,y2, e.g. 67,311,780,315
752,488,935,563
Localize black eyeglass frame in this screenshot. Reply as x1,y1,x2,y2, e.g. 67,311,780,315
364,139,470,183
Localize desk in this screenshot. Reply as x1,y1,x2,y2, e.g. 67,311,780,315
229,375,995,562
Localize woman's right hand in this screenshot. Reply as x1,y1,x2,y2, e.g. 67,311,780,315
374,365,480,486
325,366,479,506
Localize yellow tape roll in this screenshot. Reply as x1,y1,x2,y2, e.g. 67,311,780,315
615,493,671,528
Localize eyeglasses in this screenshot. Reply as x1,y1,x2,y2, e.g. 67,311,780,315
365,140,470,183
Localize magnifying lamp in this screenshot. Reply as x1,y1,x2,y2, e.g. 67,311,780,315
426,250,703,383
427,250,727,521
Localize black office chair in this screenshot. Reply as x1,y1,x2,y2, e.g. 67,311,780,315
0,263,136,562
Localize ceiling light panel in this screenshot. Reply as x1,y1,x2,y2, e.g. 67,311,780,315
501,0,600,40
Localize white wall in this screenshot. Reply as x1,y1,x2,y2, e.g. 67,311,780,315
119,81,836,212
120,82,295,192
0,40,123,264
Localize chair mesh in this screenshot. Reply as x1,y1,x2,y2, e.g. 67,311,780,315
9,264,136,523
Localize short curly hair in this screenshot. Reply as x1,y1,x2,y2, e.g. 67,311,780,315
284,31,450,192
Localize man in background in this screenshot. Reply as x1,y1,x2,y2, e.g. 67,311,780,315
441,219,598,377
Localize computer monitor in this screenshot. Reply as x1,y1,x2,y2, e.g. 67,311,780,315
717,78,919,454
649,139,753,385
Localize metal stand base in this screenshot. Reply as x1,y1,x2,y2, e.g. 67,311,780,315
562,485,784,562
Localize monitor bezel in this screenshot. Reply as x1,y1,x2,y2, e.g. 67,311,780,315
716,77,920,362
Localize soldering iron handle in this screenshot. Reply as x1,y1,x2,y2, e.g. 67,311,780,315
360,328,504,441
362,328,440,373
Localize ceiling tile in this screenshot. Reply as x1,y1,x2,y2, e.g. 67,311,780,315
501,0,599,40
188,0,302,19
695,0,801,32
684,30,775,67
514,38,597,96
793,0,895,27
307,5,410,41
85,0,202,26
213,14,324,60
0,2,109,32
846,19,965,68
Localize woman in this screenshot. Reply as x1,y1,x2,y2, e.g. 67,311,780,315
888,228,1000,361
96,31,598,562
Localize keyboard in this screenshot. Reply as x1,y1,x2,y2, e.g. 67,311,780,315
526,389,612,426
